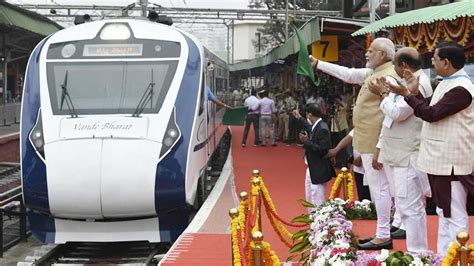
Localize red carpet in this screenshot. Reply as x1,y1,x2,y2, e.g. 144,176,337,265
162,126,474,264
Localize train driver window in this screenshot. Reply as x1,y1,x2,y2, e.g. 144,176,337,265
198,72,205,115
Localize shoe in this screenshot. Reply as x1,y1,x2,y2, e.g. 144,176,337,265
358,237,374,244
271,144,277,147
241,144,246,147
358,239,393,250
390,226,399,233
260,144,266,147
390,229,406,239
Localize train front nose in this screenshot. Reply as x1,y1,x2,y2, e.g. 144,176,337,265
46,117,161,219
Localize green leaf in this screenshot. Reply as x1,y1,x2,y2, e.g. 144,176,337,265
300,250,310,263
286,254,297,262
291,216,313,224
386,256,400,266
400,255,414,265
289,239,310,253
292,229,309,240
391,251,404,258
298,199,316,208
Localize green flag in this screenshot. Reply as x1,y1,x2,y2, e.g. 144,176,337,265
292,24,320,86
222,107,247,126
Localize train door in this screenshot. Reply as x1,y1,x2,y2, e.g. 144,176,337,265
206,61,216,155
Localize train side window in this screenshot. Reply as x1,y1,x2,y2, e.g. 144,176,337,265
198,72,205,115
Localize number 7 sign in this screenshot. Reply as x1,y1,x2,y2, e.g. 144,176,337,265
311,35,338,62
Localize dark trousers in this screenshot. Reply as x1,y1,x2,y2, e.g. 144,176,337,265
287,113,298,144
242,113,259,145
427,173,474,217
354,172,371,201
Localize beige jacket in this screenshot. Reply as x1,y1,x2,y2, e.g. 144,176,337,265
416,69,474,175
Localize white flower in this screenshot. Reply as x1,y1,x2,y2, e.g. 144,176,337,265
332,260,350,266
361,199,371,204
376,249,390,262
329,221,341,227
410,257,426,266
312,256,326,266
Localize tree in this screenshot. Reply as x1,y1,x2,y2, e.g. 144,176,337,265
252,19,286,53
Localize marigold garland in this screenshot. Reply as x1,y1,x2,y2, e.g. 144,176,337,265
329,171,354,201
236,227,247,266
329,175,343,199
238,198,248,242
257,177,294,240
264,202,293,247
249,240,281,266
442,241,459,266
469,244,474,264
231,217,242,266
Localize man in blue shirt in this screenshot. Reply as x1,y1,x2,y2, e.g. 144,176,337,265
207,87,231,108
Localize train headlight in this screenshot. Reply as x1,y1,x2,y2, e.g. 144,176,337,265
163,137,173,147
33,131,42,139
159,107,181,158
33,139,44,149
61,44,76,58
29,110,45,159
100,24,131,40
167,129,178,138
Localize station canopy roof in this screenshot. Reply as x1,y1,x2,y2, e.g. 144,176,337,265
352,0,474,36
0,1,62,36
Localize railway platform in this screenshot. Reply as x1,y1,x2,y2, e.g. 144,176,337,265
159,126,474,265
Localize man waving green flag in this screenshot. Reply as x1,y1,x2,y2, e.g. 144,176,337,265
292,24,320,86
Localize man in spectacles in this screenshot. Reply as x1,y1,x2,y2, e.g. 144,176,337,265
386,41,473,256
367,47,433,255
310,38,399,250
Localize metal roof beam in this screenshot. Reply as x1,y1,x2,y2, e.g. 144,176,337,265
18,4,340,16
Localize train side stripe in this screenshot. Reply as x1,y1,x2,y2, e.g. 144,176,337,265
155,34,201,242
21,37,55,243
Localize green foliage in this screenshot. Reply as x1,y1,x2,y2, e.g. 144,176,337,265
291,214,313,224
298,199,315,208
291,229,309,241
344,201,377,220
251,0,343,52
289,238,310,253
386,251,414,266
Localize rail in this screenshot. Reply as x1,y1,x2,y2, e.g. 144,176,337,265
29,241,170,265
0,163,29,257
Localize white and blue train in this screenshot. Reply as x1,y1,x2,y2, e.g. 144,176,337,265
20,19,229,244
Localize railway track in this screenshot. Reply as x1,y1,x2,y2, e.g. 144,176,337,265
21,241,170,265
0,162,29,257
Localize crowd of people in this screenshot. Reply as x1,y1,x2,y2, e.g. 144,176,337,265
234,38,473,256
234,80,352,156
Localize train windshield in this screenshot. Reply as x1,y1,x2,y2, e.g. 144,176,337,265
46,61,178,115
